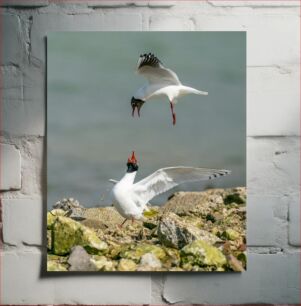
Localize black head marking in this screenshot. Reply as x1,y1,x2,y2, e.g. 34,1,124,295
127,162,139,173
131,97,145,117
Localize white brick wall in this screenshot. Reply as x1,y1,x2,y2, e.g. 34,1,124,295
0,143,21,191
1,1,299,304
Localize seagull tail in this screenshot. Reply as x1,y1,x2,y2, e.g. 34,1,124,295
180,86,208,96
195,89,208,96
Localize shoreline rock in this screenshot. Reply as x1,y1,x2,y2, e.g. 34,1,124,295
47,187,247,272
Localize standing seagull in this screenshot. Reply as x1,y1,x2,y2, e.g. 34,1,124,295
131,53,208,125
111,151,230,226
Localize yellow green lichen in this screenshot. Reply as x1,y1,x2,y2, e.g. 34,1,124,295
181,240,227,269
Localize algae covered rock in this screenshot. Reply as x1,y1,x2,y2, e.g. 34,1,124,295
90,255,115,271
119,243,166,263
47,254,68,271
118,258,137,271
47,261,68,272
222,229,240,241
47,209,66,229
181,240,227,270
158,212,220,249
52,216,108,255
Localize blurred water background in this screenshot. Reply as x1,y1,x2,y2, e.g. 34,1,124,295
47,32,246,210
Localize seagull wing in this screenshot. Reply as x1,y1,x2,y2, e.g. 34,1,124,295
136,53,181,85
132,167,231,206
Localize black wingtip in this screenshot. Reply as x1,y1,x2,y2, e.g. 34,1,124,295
138,53,161,69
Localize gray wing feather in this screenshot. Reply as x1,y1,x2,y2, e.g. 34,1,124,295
132,167,231,205
136,53,181,85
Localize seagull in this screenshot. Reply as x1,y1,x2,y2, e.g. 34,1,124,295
111,151,231,226
131,53,208,125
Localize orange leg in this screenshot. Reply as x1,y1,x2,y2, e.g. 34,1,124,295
119,218,128,228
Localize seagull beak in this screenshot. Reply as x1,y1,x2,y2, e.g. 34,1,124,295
128,151,137,164
132,104,136,117
137,103,142,117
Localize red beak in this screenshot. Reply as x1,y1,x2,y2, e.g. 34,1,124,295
128,151,137,164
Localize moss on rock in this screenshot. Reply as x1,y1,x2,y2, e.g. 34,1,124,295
52,216,107,255
118,258,137,271
181,240,227,270
119,243,166,263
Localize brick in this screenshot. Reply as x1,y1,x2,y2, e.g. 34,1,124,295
31,13,142,64
1,64,45,136
248,137,299,196
148,1,175,7
85,0,174,7
86,1,147,7
289,193,300,246
2,198,43,246
247,195,276,246
248,66,299,136
193,10,299,67
2,251,151,304
248,195,288,247
149,15,194,30
20,137,44,196
2,13,25,65
1,65,22,101
0,0,49,6
163,253,300,304
207,0,300,7
0,143,21,190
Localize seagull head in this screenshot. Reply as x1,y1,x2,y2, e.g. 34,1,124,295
131,97,145,117
126,151,139,173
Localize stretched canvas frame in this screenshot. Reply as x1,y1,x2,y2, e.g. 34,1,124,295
46,31,246,272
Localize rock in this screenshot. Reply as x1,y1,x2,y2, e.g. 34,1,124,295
221,229,240,241
82,207,124,229
52,216,108,255
53,197,84,210
181,240,227,270
163,247,181,268
53,198,86,220
118,258,137,271
162,187,246,216
68,246,97,271
162,191,224,216
90,255,115,271
143,206,160,218
158,212,220,249
223,189,246,205
47,209,66,229
226,254,245,272
119,243,166,263
47,230,52,250
47,254,68,271
47,187,246,271
138,252,162,270
47,261,68,272
237,252,247,269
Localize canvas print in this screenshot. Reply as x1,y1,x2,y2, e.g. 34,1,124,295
47,32,246,272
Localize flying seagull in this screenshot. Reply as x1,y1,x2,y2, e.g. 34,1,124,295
111,151,230,226
131,53,208,125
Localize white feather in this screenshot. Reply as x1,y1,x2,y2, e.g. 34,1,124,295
132,167,230,206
